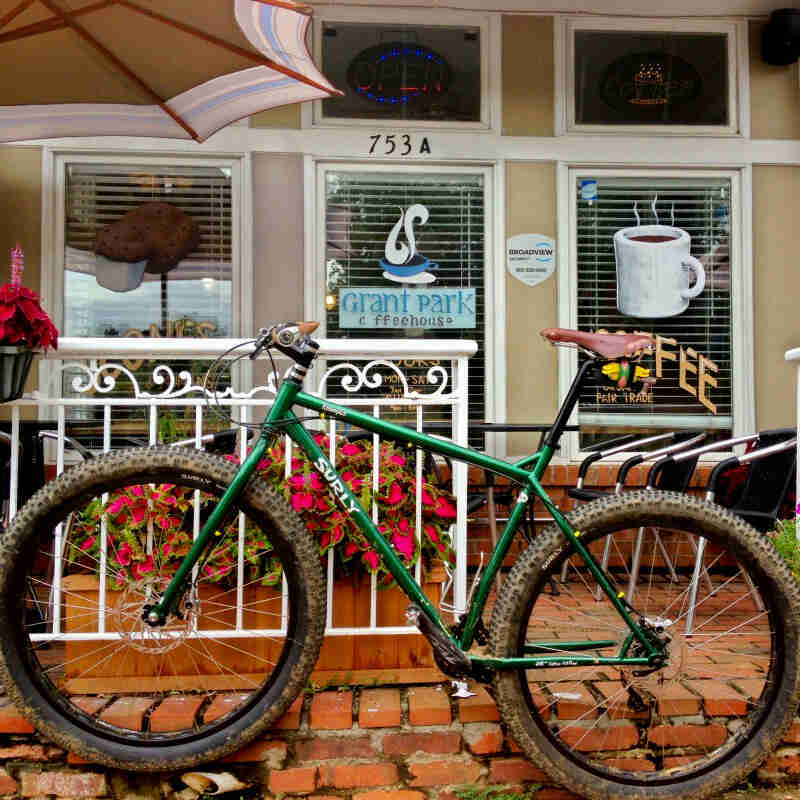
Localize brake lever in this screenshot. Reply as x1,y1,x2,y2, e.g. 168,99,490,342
250,327,272,360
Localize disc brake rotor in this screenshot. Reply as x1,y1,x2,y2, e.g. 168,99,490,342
111,578,198,655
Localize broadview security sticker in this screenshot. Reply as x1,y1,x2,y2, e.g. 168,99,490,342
506,234,556,287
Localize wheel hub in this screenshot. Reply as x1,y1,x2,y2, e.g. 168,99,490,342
111,578,198,654
624,627,689,689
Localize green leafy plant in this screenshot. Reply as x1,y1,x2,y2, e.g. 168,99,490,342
770,518,800,583
454,785,539,800
69,432,456,588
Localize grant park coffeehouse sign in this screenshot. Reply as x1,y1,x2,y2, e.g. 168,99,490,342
339,204,476,330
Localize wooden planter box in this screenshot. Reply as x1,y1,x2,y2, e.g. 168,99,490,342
62,566,447,692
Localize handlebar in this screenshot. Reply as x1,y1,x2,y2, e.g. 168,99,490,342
250,321,321,361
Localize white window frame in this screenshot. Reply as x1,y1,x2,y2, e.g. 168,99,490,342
556,164,754,459
304,6,501,133
305,158,505,455
554,16,749,137
40,148,251,402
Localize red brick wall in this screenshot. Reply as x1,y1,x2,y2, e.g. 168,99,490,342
0,682,796,798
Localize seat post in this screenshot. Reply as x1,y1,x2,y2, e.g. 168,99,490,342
542,359,596,451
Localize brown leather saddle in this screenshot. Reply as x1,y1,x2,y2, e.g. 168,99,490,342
540,328,655,360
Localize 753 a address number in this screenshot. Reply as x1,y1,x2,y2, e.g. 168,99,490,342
368,134,431,156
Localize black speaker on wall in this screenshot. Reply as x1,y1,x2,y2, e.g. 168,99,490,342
762,8,800,65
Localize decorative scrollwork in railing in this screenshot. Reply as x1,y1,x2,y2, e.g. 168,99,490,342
39,361,282,402
316,359,452,399
37,357,455,403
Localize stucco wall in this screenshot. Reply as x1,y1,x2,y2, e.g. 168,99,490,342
0,146,42,404
252,154,305,328
752,165,800,431
0,147,41,300
250,104,302,130
505,161,559,455
502,16,554,137
749,21,800,140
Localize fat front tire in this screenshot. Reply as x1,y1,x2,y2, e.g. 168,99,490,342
0,447,326,770
491,490,800,800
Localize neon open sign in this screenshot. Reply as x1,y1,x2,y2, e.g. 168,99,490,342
346,42,450,106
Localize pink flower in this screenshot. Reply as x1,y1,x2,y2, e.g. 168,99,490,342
386,483,405,505
392,531,414,560
389,454,406,466
342,470,364,491
115,542,133,566
424,524,440,544
345,542,360,557
130,485,144,497
79,536,96,551
434,497,457,519
363,550,379,571
107,497,125,515
131,554,154,579
341,443,363,456
291,492,314,512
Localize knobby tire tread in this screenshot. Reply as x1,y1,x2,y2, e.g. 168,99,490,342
0,447,327,770
490,490,800,800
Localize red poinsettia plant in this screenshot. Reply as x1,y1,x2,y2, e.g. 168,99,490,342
69,432,456,589
0,245,58,351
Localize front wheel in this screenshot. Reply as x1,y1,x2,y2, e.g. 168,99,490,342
491,491,800,800
0,447,326,770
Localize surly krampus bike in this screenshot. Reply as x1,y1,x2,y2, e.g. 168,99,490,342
0,322,797,800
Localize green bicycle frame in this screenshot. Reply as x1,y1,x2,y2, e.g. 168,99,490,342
151,367,662,673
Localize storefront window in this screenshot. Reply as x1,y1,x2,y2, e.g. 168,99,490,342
561,19,741,134
60,161,236,431
324,169,485,445
319,22,481,124
63,163,233,340
574,174,733,445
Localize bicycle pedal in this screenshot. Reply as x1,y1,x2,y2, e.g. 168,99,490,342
451,680,476,699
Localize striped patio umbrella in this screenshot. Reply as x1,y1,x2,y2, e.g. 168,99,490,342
0,0,341,142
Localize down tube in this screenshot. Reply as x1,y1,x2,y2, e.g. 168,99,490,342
284,413,448,633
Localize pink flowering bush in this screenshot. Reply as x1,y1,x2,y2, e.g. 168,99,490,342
69,433,456,589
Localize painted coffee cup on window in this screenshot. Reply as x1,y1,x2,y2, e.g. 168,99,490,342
614,224,705,318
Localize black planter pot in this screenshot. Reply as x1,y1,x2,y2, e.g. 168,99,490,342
0,346,35,403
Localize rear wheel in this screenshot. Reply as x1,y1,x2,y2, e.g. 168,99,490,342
0,447,326,770
491,491,800,800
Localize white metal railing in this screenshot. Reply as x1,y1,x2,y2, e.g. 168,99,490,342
6,336,476,642
785,345,800,529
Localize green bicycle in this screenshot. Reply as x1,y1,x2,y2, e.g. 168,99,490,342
0,322,797,800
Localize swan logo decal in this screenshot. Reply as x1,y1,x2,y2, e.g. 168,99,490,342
380,204,439,284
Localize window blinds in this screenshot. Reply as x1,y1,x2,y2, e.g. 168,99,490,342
575,175,732,429
61,163,234,433
65,164,232,287
324,170,485,446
